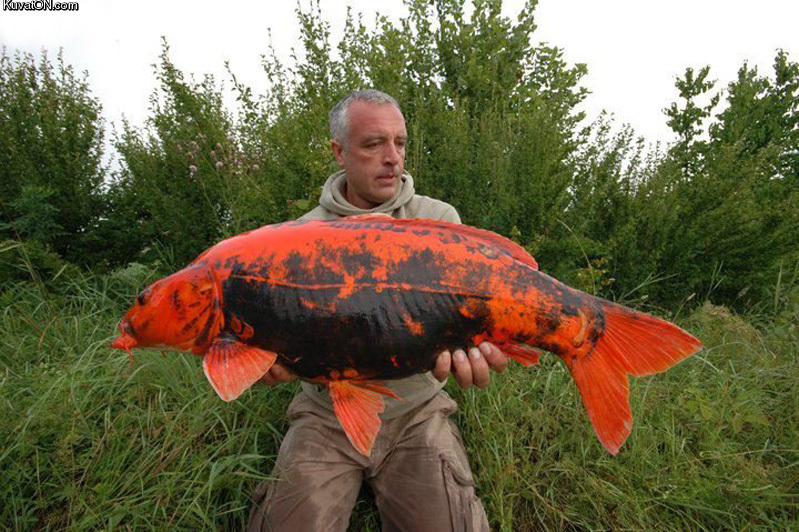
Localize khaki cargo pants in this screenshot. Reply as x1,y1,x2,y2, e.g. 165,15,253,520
247,390,489,532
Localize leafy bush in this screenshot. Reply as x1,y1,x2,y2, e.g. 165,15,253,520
0,48,105,265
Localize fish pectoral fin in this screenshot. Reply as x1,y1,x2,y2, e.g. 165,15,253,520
202,338,277,402
328,381,392,456
502,343,542,366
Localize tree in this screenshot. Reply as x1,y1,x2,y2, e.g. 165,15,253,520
664,65,720,178
0,47,105,264
114,40,277,269
641,52,799,307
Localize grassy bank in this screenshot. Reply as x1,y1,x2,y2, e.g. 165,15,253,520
1,268,797,530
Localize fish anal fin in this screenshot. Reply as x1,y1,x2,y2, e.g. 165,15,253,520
202,338,277,402
502,344,541,366
328,381,390,456
350,380,402,401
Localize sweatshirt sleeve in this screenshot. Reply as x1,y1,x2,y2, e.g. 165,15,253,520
439,205,461,225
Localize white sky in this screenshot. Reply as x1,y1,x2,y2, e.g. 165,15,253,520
2,0,798,155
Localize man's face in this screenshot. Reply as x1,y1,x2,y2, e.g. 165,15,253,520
332,101,407,209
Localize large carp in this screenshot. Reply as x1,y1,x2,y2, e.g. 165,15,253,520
112,215,701,456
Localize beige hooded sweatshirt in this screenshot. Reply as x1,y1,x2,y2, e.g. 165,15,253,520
298,170,461,419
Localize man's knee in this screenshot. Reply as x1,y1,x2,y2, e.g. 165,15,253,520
247,394,364,532
370,393,489,531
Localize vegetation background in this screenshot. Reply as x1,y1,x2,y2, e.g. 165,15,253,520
1,0,797,529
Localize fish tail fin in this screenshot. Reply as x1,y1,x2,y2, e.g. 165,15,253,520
566,299,702,455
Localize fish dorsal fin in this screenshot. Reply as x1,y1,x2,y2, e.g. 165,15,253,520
328,380,398,456
202,337,277,401
334,215,538,270
345,213,393,220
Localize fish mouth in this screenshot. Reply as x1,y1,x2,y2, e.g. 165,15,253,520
112,323,138,360
111,333,137,350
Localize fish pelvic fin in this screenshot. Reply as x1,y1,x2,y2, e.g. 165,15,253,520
502,344,541,366
328,380,397,456
565,299,702,455
202,337,277,402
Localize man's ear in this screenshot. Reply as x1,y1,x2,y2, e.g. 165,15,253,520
331,140,345,168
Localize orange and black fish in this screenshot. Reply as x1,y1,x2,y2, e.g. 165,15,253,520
112,215,701,456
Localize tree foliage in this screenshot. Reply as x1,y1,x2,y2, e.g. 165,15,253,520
0,47,104,264
112,39,278,269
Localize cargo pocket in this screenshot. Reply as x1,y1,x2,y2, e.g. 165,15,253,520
440,452,489,532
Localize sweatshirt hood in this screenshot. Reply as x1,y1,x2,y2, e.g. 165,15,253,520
319,170,416,216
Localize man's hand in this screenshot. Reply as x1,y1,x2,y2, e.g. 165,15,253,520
433,342,509,390
259,363,299,386
260,343,509,389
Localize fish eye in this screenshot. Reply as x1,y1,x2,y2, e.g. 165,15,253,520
137,289,151,305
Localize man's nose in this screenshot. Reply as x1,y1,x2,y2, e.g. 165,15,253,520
383,142,401,165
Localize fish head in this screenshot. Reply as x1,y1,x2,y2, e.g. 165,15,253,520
112,263,223,355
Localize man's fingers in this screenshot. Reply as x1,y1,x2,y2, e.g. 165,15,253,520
259,373,278,386
452,349,473,390
262,345,505,389
433,350,452,382
259,364,298,386
469,347,490,388
272,364,299,383
479,342,509,374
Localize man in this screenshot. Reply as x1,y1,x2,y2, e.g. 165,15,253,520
248,89,508,532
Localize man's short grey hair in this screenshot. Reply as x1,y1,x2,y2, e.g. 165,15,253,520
329,89,402,148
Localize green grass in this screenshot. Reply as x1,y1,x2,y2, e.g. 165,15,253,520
1,269,797,530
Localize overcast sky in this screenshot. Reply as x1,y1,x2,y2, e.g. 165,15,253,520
2,0,798,154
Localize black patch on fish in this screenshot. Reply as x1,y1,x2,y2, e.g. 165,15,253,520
170,289,181,310
221,275,493,380
391,247,442,286
181,315,200,334
282,251,305,283
461,261,494,291
195,302,219,346
339,245,380,282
